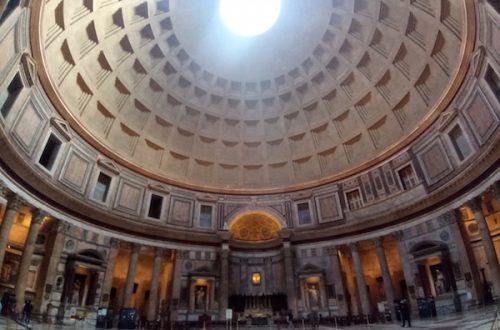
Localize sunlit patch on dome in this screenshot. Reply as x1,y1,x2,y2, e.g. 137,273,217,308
219,0,282,37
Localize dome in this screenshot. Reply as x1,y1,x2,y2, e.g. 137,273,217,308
0,0,500,326
32,0,471,193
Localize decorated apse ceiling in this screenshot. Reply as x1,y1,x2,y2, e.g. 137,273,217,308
33,0,472,193
229,212,283,242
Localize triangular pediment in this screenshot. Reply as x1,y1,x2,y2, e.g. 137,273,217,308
97,158,120,175
438,108,457,132
196,193,217,202
472,46,485,78
299,263,323,274
21,53,37,86
50,117,72,140
148,183,170,194
191,266,215,276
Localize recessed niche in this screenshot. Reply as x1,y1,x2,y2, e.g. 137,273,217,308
38,133,63,171
92,172,112,203
0,73,23,118
148,194,163,219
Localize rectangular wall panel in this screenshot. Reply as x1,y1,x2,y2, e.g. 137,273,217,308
168,196,194,227
417,138,453,185
463,89,498,145
113,178,144,216
314,192,343,223
58,146,93,194
10,99,46,155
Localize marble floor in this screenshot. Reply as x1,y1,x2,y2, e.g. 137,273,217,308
0,305,498,330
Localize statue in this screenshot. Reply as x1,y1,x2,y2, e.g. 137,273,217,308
307,283,320,308
434,270,446,295
70,279,81,305
195,286,207,310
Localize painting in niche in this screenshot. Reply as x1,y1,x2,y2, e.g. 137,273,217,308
26,268,37,291
195,285,207,310
430,264,451,295
0,252,20,285
0,252,38,291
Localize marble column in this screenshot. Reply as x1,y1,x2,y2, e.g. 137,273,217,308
468,197,500,297
394,230,417,313
34,219,68,314
449,209,482,303
170,250,183,321
373,237,396,319
15,209,46,312
123,243,141,308
283,240,298,317
219,243,230,320
349,242,370,316
0,194,23,270
328,245,347,316
100,238,120,307
147,248,164,321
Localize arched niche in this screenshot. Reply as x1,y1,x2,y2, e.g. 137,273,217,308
228,209,285,242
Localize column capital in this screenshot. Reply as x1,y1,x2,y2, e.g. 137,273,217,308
0,182,10,199
488,181,500,199
279,229,293,241
55,219,70,233
165,249,175,260
131,243,142,254
109,238,120,249
348,242,361,252
31,209,48,224
467,197,482,213
6,194,23,211
393,230,405,242
326,245,339,256
373,236,384,248
154,247,165,258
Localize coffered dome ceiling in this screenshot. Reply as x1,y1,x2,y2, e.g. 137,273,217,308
32,0,472,193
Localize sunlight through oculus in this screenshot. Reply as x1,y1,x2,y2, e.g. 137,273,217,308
219,0,282,37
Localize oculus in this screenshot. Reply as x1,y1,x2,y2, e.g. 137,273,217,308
219,0,282,36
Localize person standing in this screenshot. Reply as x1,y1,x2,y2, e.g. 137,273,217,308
400,299,411,327
22,300,33,324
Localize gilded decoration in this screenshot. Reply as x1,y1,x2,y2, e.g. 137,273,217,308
230,213,282,242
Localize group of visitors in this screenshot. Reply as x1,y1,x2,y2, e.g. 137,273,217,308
0,292,33,324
